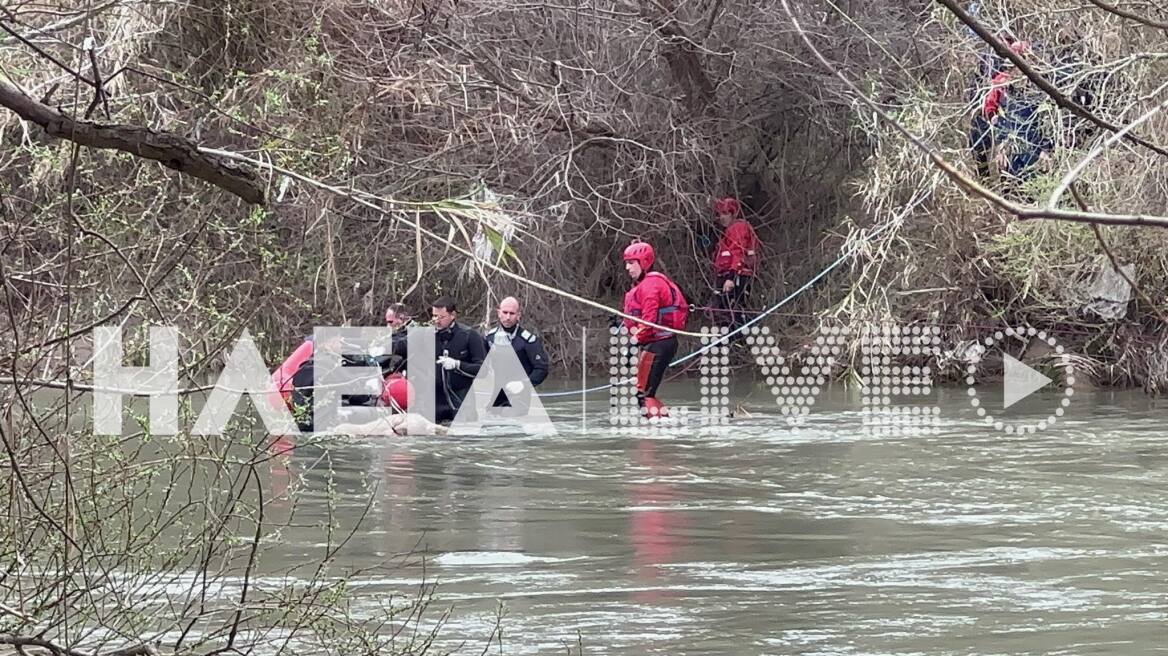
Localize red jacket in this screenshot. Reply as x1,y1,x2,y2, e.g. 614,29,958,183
982,70,1015,118
713,219,761,276
623,272,689,344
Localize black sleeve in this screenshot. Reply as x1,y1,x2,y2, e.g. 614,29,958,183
391,334,409,358
289,361,315,430
290,361,314,405
458,330,487,376
526,337,550,386
383,334,409,374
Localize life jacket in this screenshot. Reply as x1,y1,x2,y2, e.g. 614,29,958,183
652,272,689,331
625,272,689,339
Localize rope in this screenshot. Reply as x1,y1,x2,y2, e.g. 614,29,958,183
199,148,714,340
199,151,915,403
537,218,901,398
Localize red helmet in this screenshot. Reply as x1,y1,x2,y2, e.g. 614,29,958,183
713,197,742,217
381,375,415,412
623,241,655,270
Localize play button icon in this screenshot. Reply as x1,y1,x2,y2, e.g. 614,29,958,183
966,326,1075,434
1002,354,1052,409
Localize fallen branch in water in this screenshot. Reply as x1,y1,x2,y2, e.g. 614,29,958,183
1082,0,1168,32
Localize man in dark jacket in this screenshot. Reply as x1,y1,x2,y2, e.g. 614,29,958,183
980,42,1053,192
374,302,413,376
431,296,487,422
484,296,550,407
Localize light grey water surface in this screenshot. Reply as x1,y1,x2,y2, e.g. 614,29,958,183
255,385,1168,655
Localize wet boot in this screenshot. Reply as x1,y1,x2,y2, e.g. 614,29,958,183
643,396,669,419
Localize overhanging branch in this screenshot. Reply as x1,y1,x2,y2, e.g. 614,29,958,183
935,0,1168,160
0,77,266,205
1083,0,1168,31
780,0,1168,229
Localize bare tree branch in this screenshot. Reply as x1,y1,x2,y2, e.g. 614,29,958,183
1071,184,1168,326
781,0,1168,229
0,78,266,205
0,632,161,655
105,645,161,656
0,20,97,89
1083,0,1168,31
0,633,82,656
701,0,727,42
201,147,719,336
934,0,1168,159
1049,84,1168,208
0,2,122,45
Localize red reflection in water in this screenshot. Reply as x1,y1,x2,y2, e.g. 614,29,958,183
630,439,686,602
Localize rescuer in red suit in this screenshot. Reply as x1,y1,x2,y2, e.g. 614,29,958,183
711,197,761,333
621,241,689,418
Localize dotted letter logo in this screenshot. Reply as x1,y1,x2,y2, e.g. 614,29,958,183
697,326,731,425
965,327,1074,434
608,326,640,426
860,323,941,437
747,324,848,426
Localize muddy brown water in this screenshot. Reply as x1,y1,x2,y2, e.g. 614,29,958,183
239,383,1168,654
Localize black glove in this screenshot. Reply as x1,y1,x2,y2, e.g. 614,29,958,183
608,314,623,329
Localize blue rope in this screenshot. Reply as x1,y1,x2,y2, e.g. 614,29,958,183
537,221,896,398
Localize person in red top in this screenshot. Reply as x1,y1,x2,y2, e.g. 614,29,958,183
711,197,761,333
622,241,689,419
982,41,1030,122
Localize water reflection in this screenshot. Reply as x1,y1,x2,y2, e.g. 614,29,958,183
233,387,1168,654
630,439,685,603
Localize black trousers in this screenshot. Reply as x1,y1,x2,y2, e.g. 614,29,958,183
636,336,678,403
436,380,469,423
712,274,753,333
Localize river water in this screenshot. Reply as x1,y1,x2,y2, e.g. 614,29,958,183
249,384,1168,654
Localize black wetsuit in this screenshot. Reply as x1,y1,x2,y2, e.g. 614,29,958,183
637,336,678,403
711,273,753,335
289,355,379,432
434,322,487,422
